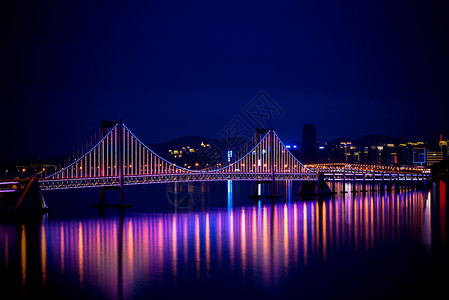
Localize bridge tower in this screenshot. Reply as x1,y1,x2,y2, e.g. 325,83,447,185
268,129,281,199
94,120,131,208
249,128,281,199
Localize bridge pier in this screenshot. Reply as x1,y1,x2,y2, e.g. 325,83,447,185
94,187,112,208
266,180,282,199
386,181,392,192
340,174,347,194
351,178,357,193
360,176,368,193
93,120,132,209
379,176,385,191
341,177,348,194
368,181,375,192
266,130,281,199
93,185,130,208
296,172,335,196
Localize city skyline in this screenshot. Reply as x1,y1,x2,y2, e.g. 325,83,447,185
2,1,448,163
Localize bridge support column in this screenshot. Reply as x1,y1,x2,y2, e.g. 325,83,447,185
332,174,336,193
296,172,334,196
94,186,115,208
369,177,376,192
341,174,347,193
387,177,393,192
113,120,130,208
266,129,281,199
360,175,367,192
351,175,357,193
379,174,385,191
93,120,131,208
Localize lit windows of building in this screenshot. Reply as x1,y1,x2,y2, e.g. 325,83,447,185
426,151,443,166
227,150,233,163
413,148,426,165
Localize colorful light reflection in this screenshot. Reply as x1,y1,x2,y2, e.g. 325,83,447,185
0,188,444,299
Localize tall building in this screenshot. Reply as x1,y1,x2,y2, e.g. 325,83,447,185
301,124,317,163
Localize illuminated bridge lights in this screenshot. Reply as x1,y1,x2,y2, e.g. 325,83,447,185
39,172,317,190
315,164,430,183
35,124,431,191
38,123,317,190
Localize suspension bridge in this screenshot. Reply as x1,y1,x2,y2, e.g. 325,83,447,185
0,120,432,211
39,120,315,188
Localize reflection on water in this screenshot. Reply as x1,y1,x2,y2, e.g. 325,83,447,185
0,181,448,299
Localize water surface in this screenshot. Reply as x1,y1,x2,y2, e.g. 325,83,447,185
0,181,448,299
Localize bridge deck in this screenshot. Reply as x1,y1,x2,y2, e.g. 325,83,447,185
306,164,431,182
39,172,317,190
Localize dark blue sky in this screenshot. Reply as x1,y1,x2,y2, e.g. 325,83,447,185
1,0,448,163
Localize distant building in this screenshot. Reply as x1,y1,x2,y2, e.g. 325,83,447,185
413,148,426,165
427,151,444,166
339,142,353,163
301,124,317,163
439,134,448,159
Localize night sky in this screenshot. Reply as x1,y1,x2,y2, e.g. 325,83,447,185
1,0,448,164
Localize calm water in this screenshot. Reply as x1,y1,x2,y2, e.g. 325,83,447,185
1,181,448,300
